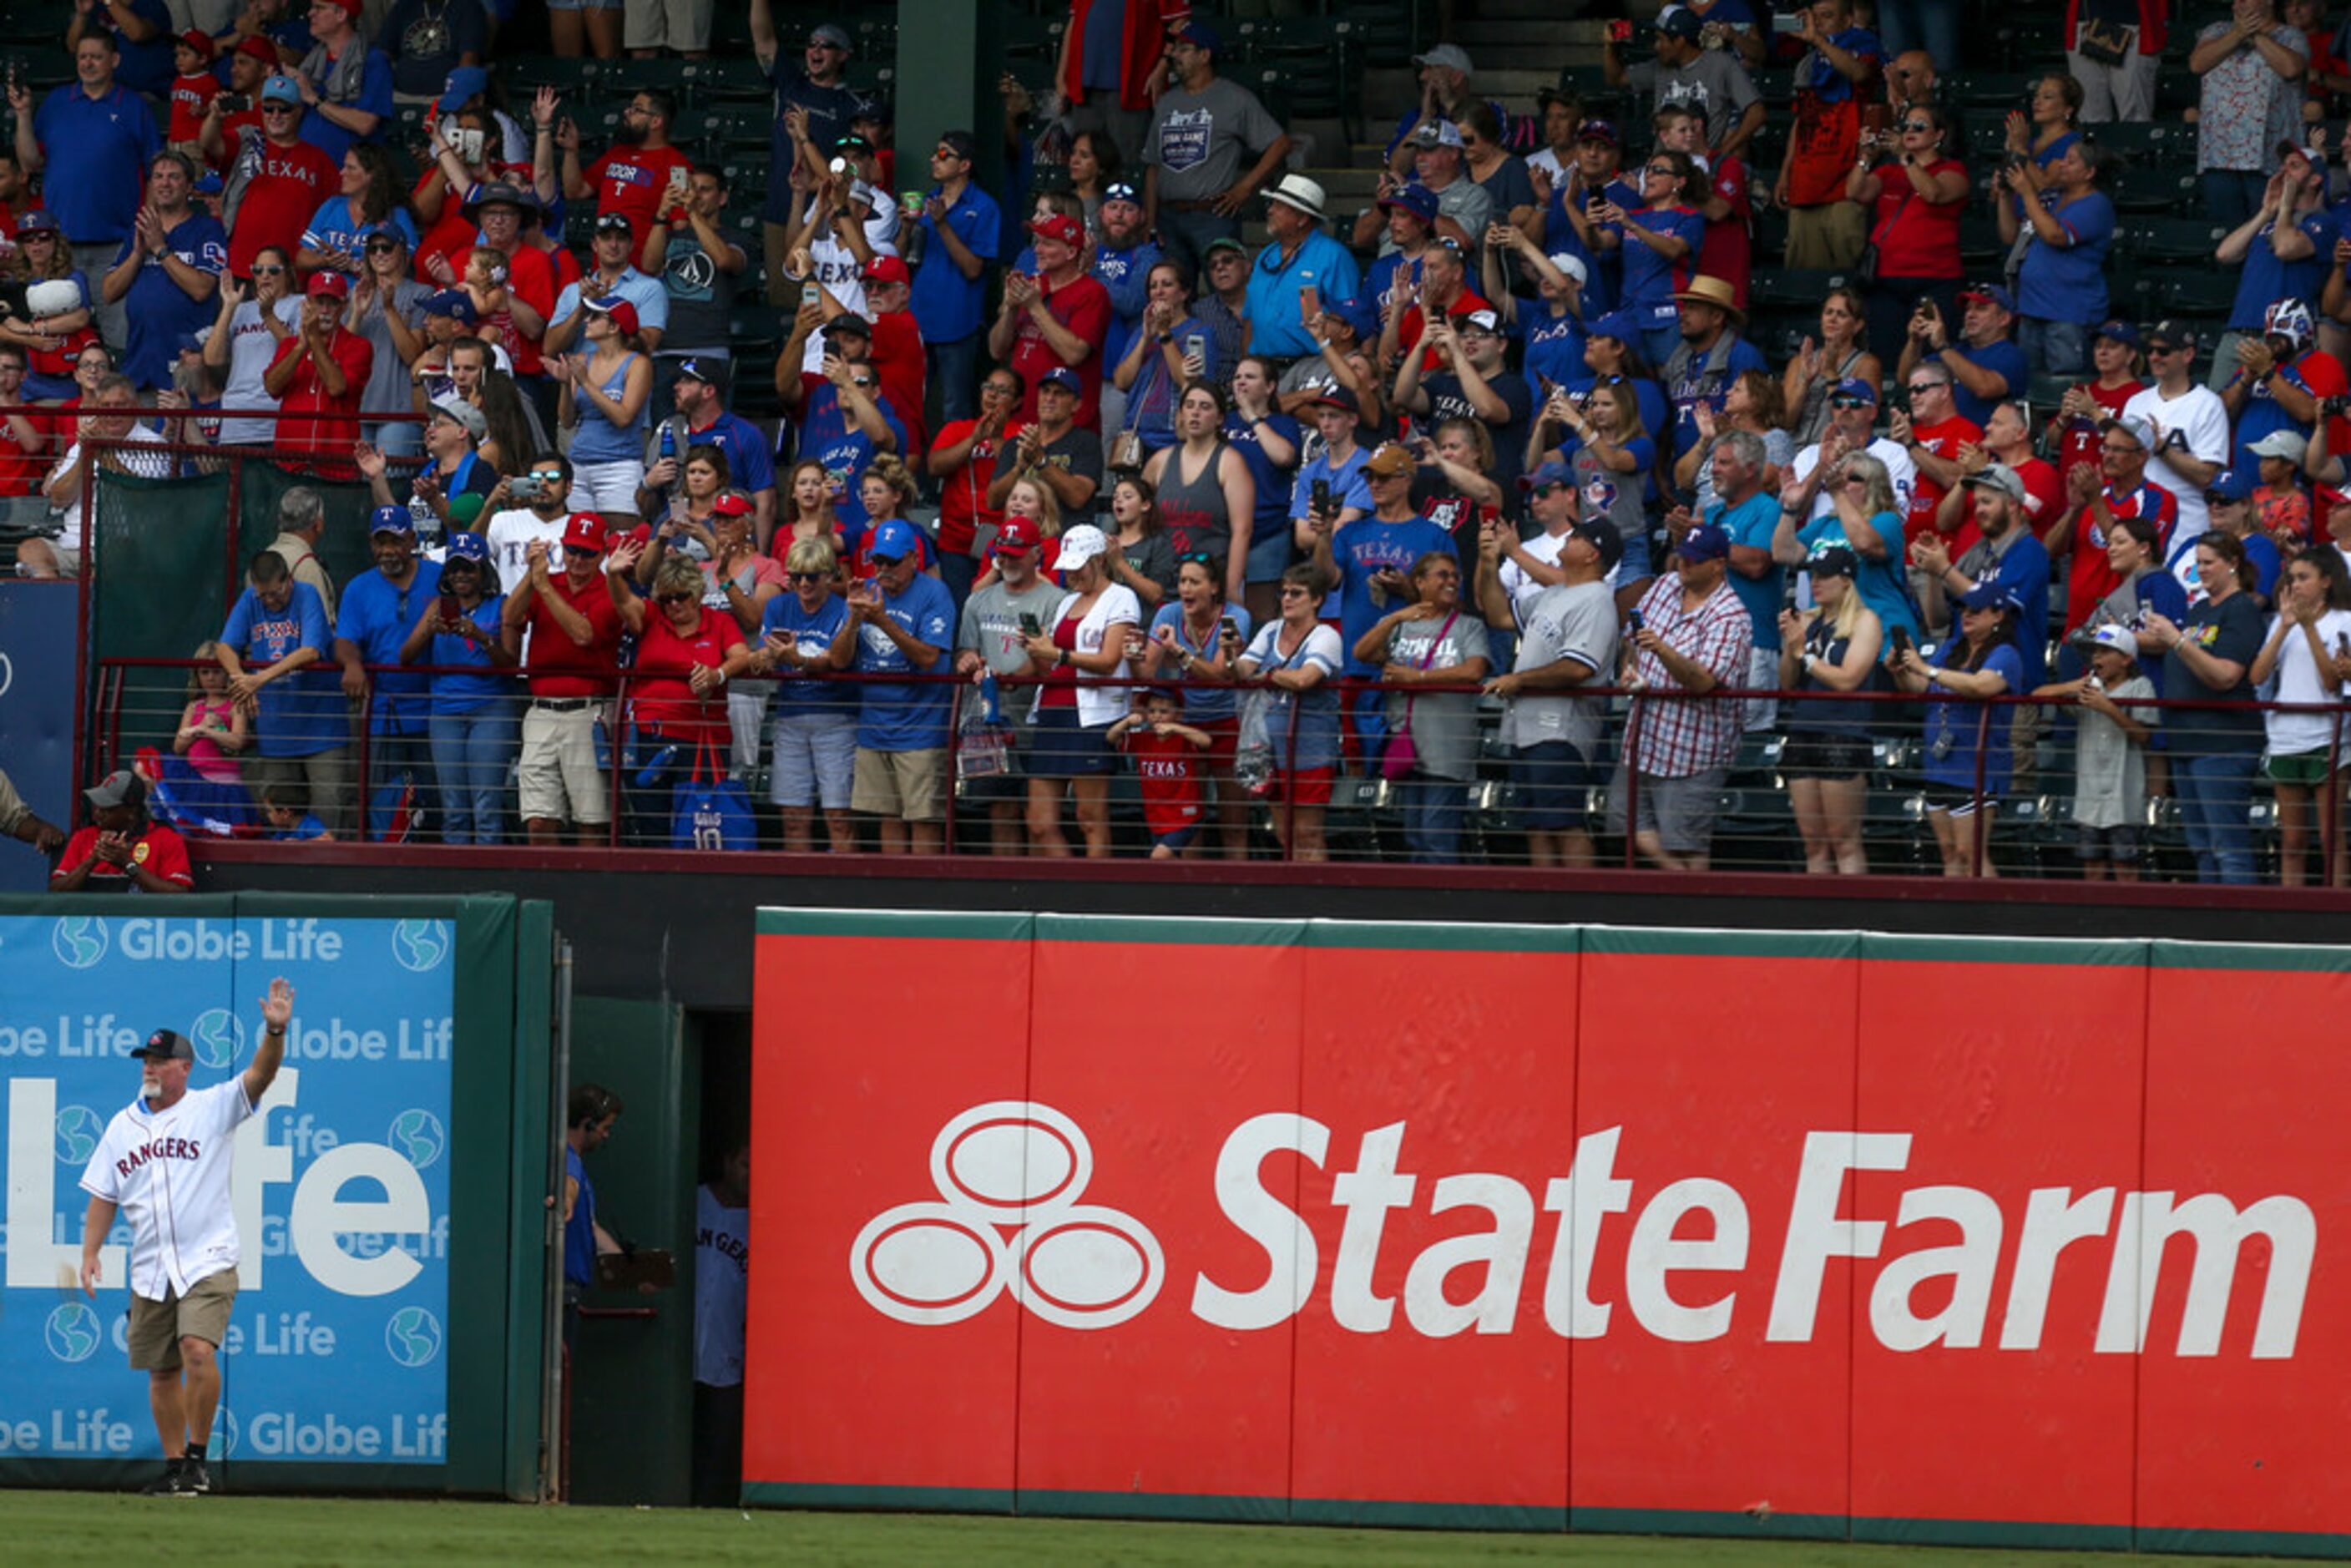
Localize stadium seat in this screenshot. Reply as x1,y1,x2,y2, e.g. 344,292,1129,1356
1748,267,1856,311
2111,164,2199,215
680,58,768,106
2125,215,2227,265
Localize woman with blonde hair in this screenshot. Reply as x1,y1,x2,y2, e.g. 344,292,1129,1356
733,534,859,854
1676,369,1792,510
1776,545,1884,875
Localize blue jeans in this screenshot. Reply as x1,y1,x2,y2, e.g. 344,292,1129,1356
368,420,423,460
428,700,518,844
940,549,978,622
927,333,983,426
1399,776,1469,862
2019,316,2087,377
2175,750,2258,884
1641,322,1681,367
1874,0,1962,70
2202,169,2267,229
1155,206,1242,290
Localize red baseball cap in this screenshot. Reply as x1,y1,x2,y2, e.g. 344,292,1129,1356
862,255,910,286
710,493,753,518
561,511,607,554
175,28,215,61
992,516,1043,556
1028,213,1084,249
584,294,640,336
234,35,277,68
306,271,349,300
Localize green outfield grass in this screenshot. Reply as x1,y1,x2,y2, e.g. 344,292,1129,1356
0,1491,2284,1566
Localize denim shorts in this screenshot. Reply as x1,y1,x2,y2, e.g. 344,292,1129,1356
769,712,856,808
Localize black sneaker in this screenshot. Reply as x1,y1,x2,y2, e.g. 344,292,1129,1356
181,1458,212,1495
139,1460,193,1496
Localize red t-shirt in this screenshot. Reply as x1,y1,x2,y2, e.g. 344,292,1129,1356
2290,350,2351,452
411,172,478,283
629,603,736,746
0,411,47,496
1398,287,1495,371
1123,727,1202,837
1696,154,1752,310
53,822,194,890
167,71,220,145
1787,86,1863,208
2054,379,2143,489
1008,271,1113,430
266,326,373,464
931,416,1025,555
24,308,97,383
228,138,338,277
868,306,927,454
1039,612,1082,709
1870,158,1966,279
487,242,557,376
2014,454,2064,543
585,144,695,235
1904,414,1983,549
2064,480,2177,633
524,570,623,695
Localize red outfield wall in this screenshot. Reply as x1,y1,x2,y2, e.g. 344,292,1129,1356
745,913,2351,1555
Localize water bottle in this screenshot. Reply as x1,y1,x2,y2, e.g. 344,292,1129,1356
659,423,676,463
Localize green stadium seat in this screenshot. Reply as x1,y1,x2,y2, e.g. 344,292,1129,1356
2111,164,2198,215
2124,215,2225,265
682,58,769,105
1748,267,1856,311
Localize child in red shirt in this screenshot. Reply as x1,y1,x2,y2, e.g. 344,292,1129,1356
1110,688,1211,858
166,31,221,154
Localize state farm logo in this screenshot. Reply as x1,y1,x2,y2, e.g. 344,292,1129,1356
851,1102,1164,1329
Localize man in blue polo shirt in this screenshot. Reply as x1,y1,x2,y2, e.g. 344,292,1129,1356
1245,175,1363,362
101,151,226,392
331,507,442,832
666,358,779,547
219,548,350,836
837,518,955,856
13,32,159,348
68,0,174,99
1304,440,1459,757
909,129,999,425
1896,283,2029,430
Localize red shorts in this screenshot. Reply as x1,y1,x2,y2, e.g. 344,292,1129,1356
1269,765,1333,806
1194,716,1238,774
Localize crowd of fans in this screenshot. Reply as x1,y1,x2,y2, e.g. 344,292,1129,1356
22,0,2351,886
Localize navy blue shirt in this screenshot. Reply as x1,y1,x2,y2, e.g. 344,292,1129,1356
1944,338,2028,429
93,0,174,97
112,212,228,391
763,68,870,221
796,384,908,534
34,83,159,244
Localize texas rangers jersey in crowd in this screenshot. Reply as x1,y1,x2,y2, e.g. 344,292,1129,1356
78,1079,255,1299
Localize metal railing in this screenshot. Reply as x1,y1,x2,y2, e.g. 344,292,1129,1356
86,655,2351,885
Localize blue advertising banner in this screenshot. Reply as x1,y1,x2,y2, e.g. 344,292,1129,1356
2,912,453,1469
0,582,81,893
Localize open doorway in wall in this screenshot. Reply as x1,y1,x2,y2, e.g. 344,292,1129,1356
690,1011,751,1507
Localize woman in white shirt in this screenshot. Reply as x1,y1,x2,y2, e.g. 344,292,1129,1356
200,244,301,449
2250,549,2351,887
1014,524,1138,857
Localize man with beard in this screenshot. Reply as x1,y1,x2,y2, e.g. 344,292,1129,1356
101,151,226,393
560,87,693,240
1091,180,1165,437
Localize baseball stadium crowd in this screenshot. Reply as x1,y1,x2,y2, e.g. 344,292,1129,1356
10,0,2351,885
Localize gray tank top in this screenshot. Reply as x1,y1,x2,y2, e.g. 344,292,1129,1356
1155,441,1233,560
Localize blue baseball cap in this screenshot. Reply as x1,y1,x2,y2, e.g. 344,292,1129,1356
2206,466,2254,503
1586,308,1645,344
1675,520,1732,562
1174,20,1221,54
2092,318,2139,348
1521,459,1574,493
444,531,488,564
173,330,205,355
1831,377,1879,405
867,518,921,564
422,289,478,325
1037,366,1081,395
438,65,488,113
1958,282,2016,315
1958,581,2024,614
260,76,301,107
1378,181,1440,223
369,503,414,537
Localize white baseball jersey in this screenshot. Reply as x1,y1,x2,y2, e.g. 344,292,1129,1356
79,1080,255,1300
693,1184,747,1388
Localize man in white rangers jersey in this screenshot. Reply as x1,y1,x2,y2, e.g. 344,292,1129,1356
78,978,292,1498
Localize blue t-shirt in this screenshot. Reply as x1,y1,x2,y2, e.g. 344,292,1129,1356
429,594,510,713
1712,490,1787,651
298,48,395,167
564,1145,595,1287
1618,205,1706,334
301,195,420,269
1091,237,1164,371
1328,517,1459,675
1222,410,1302,536
1244,230,1363,360
35,83,159,244
687,409,777,496
796,384,908,534
758,590,857,717
850,574,956,751
1519,308,1588,409
1289,445,1374,522
1149,599,1253,721
220,580,341,758
1922,640,2025,794
94,0,175,95
1947,338,2028,429
2017,190,2116,328
909,183,1001,346
272,812,331,842
112,212,228,391
1969,533,2054,688
336,561,443,736
1797,513,1920,644
1540,176,1642,313
2121,569,2190,692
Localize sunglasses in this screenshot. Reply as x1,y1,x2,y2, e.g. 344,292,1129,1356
251,264,286,275
1279,585,1313,598
20,232,53,242
1642,163,1675,175
1175,550,1216,565
871,554,908,569
530,470,563,483
364,239,398,253
1828,394,1872,409
655,592,697,606
1905,381,1948,394
1900,120,1934,132
786,569,828,583
261,104,298,114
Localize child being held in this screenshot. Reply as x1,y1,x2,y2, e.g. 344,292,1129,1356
260,781,335,842
2034,624,2158,883
1108,688,1212,860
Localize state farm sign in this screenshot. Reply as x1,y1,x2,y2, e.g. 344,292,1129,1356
749,915,2351,1550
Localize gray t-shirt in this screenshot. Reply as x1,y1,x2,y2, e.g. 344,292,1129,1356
1502,580,1617,754
957,578,1070,738
1625,53,1761,149
2073,672,2156,828
1383,612,1490,781
351,278,432,419
1143,77,1286,203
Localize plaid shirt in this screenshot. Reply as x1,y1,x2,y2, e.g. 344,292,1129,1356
1629,575,1752,778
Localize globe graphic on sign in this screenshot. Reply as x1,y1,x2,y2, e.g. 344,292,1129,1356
54,1105,104,1166
52,915,107,969
209,1407,237,1459
390,1110,446,1170
386,1306,442,1368
190,1008,244,1070
392,919,452,973
46,1302,101,1363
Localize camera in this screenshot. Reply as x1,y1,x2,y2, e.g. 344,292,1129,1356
218,93,250,113
1220,614,1240,642
2323,394,2351,417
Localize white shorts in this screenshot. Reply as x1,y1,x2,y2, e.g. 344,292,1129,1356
569,458,646,514
518,702,612,825
623,0,713,50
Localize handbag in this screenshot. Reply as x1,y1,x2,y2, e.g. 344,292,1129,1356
1853,180,1914,291
956,673,1014,780
670,736,753,851
1380,610,1458,782
2075,17,2131,68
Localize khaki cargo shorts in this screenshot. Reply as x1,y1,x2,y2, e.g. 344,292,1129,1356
128,1271,237,1371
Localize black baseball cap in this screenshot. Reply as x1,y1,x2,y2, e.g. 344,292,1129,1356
134,1029,194,1061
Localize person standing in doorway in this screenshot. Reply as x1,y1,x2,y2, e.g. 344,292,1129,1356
692,1139,749,1507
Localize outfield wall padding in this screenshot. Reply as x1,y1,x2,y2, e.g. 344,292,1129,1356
745,914,2351,1555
